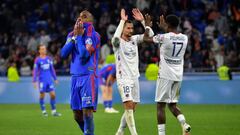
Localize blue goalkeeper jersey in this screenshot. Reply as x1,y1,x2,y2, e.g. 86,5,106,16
33,56,57,82
61,22,101,76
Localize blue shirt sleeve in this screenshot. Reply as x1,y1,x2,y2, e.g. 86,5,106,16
109,65,116,76
61,32,75,58
32,58,39,82
49,58,57,81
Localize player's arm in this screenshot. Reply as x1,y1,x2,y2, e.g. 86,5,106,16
49,58,58,83
32,58,39,89
61,33,75,58
111,9,128,48
132,12,154,44
157,15,168,33
132,8,154,37
61,18,84,58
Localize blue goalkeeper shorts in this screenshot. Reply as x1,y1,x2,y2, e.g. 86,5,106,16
70,74,98,111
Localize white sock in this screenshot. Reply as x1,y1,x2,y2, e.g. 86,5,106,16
158,124,165,135
117,112,127,132
177,114,186,125
125,110,138,135
42,110,46,113
51,109,56,114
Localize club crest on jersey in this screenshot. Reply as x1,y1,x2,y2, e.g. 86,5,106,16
85,38,93,45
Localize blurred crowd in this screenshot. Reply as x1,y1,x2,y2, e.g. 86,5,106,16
0,0,240,76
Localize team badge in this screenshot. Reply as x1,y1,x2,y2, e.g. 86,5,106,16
85,38,93,45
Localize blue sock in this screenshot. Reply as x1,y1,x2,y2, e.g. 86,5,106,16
103,101,108,108
83,113,94,135
39,98,45,111
50,98,56,110
108,100,113,108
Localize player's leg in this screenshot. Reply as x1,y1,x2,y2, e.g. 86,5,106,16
155,78,171,135
49,90,61,116
106,86,119,113
82,108,94,135
116,111,127,135
80,75,98,135
73,110,84,132
157,102,167,135
168,103,191,134
116,80,138,135
38,82,47,116
168,81,191,134
123,101,138,135
39,92,47,116
70,76,85,133
100,85,109,112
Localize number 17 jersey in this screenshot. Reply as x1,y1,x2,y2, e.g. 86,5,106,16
153,32,188,81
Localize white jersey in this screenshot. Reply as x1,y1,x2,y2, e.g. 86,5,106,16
113,35,143,80
153,32,188,81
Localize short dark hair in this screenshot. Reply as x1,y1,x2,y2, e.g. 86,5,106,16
166,15,180,28
124,20,133,27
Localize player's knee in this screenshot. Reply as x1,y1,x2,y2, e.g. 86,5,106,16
40,93,45,99
83,108,94,117
168,103,177,112
50,94,56,99
123,101,134,110
73,111,83,121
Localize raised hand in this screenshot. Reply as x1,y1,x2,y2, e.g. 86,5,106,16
157,15,168,31
132,8,144,21
73,18,85,36
121,9,128,21
145,14,152,27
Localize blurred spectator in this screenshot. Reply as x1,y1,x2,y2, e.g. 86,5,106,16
27,34,39,51
7,62,20,82
20,60,31,76
0,0,239,74
0,54,6,76
39,30,51,47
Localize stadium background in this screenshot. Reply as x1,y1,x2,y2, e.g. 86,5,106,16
1,0,240,135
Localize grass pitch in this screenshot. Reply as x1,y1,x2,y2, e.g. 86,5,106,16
0,104,239,135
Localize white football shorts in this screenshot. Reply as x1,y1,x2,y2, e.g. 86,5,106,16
117,78,140,103
155,78,181,103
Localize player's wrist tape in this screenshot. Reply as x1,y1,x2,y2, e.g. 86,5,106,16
71,36,76,40
71,36,76,43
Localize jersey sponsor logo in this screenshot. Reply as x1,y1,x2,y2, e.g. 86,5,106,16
39,82,43,89
88,66,94,71
41,63,50,70
124,47,136,58
164,58,182,65
82,95,92,105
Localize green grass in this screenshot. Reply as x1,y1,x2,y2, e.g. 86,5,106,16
0,104,240,135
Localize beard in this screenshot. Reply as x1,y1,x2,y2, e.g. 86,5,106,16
126,32,133,37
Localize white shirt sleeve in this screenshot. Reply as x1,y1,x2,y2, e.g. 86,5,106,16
153,34,164,44
132,35,144,44
145,26,154,37
111,20,125,48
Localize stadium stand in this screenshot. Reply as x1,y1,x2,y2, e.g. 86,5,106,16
0,0,240,76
